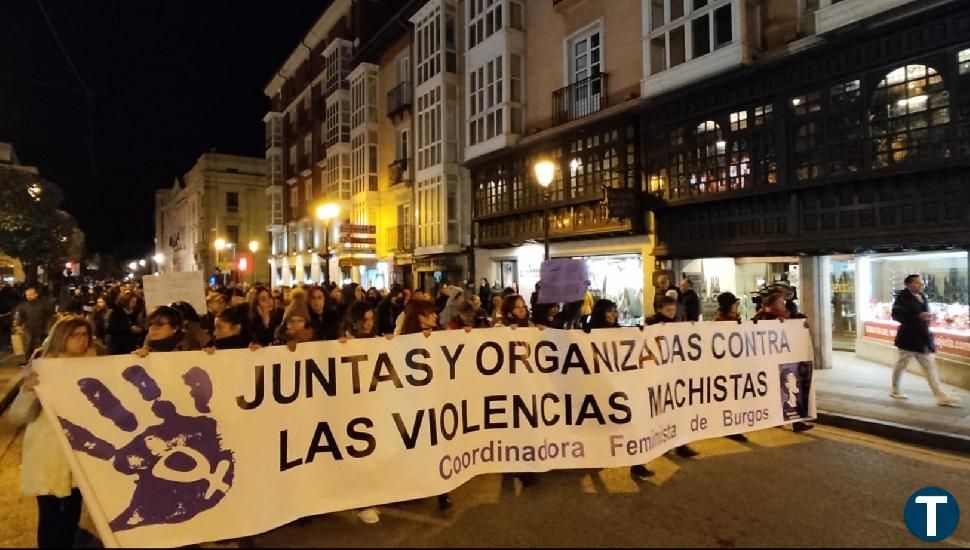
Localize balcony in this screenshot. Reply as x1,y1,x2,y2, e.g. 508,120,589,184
389,158,410,186
386,224,414,254
552,72,609,126
387,81,412,119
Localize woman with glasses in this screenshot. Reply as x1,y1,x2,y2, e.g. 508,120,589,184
9,316,104,548
132,305,202,356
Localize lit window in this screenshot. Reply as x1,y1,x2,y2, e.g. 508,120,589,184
730,110,747,131
871,64,949,168
959,48,970,75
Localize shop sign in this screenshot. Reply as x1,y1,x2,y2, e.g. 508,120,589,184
864,320,970,358
602,187,640,219
340,224,376,234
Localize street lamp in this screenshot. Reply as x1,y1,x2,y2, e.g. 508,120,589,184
128,261,138,271
534,160,555,260
213,238,236,285
152,253,164,275
316,202,340,284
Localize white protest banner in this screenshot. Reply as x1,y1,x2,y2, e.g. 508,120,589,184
142,271,207,314
34,321,815,548
537,259,588,304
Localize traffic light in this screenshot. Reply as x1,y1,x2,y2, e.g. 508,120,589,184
238,256,249,273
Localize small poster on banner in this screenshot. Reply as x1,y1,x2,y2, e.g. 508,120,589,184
143,271,207,314
537,259,588,304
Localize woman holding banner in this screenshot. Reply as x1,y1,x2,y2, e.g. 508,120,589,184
336,299,384,524
248,286,283,348
203,304,252,350
495,295,535,328
9,315,104,548
399,299,455,512
131,306,202,357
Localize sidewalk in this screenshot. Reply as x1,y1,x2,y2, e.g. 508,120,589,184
815,351,970,452
0,352,26,416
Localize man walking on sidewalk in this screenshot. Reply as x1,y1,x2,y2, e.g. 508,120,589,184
890,274,960,407
13,287,54,358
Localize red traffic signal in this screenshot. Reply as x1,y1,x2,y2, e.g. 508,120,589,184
237,256,249,273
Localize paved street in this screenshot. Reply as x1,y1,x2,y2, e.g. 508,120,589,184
0,416,967,548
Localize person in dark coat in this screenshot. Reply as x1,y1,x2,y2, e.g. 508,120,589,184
376,284,406,336
715,292,741,321
200,292,228,337
132,306,202,356
14,287,55,356
587,299,620,329
104,291,144,355
636,296,700,472
890,274,959,407
248,286,283,348
307,285,339,341
204,304,252,351
678,278,701,322
433,282,451,314
478,279,492,309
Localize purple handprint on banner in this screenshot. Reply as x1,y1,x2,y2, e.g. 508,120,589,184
58,365,234,532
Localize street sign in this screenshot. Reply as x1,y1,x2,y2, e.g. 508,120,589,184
342,237,377,245
339,224,376,234
602,186,641,219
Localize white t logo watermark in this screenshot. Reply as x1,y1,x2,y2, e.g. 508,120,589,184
915,495,949,537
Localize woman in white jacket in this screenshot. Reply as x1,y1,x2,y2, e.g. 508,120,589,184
9,315,102,548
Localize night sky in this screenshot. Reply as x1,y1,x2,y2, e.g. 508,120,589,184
0,1,329,258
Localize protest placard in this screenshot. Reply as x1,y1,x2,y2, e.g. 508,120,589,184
142,271,207,314
537,259,588,304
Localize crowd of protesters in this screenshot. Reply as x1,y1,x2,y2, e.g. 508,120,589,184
5,274,828,547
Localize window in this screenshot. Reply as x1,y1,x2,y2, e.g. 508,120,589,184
510,1,524,30
226,225,239,246
417,176,443,247
415,6,442,84
418,88,443,170
729,110,747,131
669,26,686,67
960,48,970,75
689,120,728,194
692,15,710,58
714,5,732,48
396,128,409,161
468,0,504,49
469,56,504,145
569,26,602,84
870,64,950,168
791,91,821,116
753,103,773,126
289,185,299,219
226,192,239,213
304,179,313,205
647,0,734,76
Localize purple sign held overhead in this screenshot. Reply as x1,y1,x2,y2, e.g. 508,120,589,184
537,259,589,304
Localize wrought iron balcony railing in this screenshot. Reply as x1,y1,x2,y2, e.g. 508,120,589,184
552,72,608,126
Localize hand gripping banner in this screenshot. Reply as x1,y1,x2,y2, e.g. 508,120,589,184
34,321,815,547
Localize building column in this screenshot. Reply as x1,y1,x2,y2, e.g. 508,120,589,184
799,256,833,370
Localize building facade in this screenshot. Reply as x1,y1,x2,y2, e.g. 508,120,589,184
154,153,268,284
466,0,652,325
640,0,970,385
